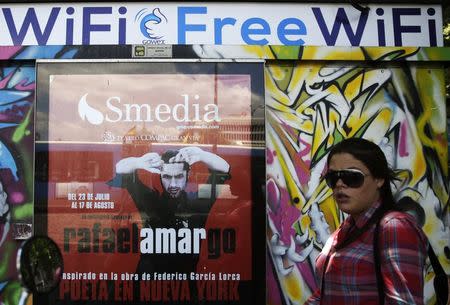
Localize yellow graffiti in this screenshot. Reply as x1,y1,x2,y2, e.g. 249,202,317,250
263,46,449,305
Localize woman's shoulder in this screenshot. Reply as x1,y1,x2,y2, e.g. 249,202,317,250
380,210,413,223
379,210,422,230
378,210,428,246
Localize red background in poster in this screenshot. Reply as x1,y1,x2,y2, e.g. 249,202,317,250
40,69,262,303
46,143,254,280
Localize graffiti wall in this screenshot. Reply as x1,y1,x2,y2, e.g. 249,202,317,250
0,57,34,305
260,48,449,305
0,45,448,305
0,46,81,305
192,44,448,304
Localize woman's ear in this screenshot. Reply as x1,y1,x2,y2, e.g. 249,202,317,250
376,178,385,189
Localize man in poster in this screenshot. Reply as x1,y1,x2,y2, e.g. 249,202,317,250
108,146,231,275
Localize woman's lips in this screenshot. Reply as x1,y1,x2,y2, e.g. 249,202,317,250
334,192,350,204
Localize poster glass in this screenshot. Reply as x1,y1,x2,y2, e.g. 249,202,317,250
35,60,265,304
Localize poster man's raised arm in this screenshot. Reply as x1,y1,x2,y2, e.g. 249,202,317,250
170,147,230,173
115,152,163,174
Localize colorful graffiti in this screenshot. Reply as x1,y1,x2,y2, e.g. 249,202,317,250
193,45,449,304
0,58,34,305
0,45,448,305
259,48,449,305
0,46,82,305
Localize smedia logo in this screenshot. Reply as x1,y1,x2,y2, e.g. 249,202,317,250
77,93,221,126
135,8,168,44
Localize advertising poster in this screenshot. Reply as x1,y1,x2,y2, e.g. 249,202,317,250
35,61,265,304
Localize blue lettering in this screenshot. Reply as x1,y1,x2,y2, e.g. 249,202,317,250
65,7,74,45
392,8,421,46
143,39,164,45
118,7,127,45
377,20,386,46
82,7,112,45
214,17,236,45
427,8,437,46
178,7,207,44
2,7,60,45
376,8,386,46
313,7,368,46
277,18,306,46
428,20,436,47
241,17,270,45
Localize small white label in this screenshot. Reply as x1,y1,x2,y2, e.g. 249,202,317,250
133,45,172,58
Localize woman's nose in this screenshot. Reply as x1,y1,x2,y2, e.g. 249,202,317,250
334,178,346,188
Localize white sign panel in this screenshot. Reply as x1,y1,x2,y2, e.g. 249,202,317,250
0,3,443,47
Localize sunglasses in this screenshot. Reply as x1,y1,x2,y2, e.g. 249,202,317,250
324,169,369,189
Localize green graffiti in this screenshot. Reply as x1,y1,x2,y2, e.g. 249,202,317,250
12,203,33,220
270,45,302,59
12,108,32,143
1,281,22,305
0,243,14,278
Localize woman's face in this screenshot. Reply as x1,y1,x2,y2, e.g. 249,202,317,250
327,153,384,218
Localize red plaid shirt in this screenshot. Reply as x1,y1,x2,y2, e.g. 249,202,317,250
305,202,428,305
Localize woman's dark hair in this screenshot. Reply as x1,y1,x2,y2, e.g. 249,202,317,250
326,137,395,210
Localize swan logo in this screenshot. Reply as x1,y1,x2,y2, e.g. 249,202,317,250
135,8,168,43
78,94,104,125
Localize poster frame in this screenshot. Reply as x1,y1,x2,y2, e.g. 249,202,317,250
34,59,266,305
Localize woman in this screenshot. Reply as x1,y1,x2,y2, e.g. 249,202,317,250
305,137,428,305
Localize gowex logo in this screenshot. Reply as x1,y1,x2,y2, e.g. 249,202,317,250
78,93,221,126
135,8,168,44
